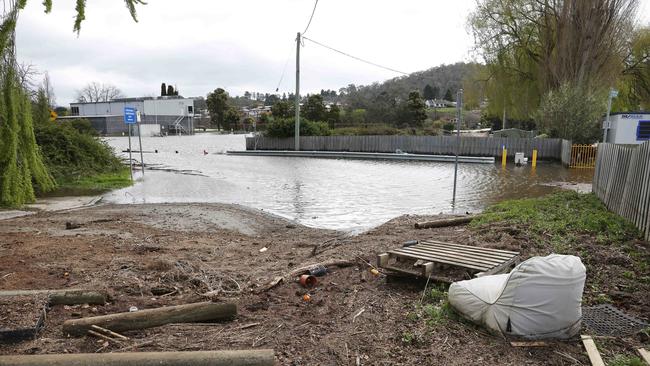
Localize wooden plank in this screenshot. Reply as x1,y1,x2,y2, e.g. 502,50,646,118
416,241,517,261
393,246,505,267
637,348,650,364
581,335,605,366
388,251,491,272
420,240,520,255
476,256,519,277
510,341,548,347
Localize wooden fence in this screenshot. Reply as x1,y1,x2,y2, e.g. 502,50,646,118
593,142,650,241
246,135,566,160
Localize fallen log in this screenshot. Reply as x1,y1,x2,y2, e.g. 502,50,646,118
0,290,106,305
0,350,274,366
62,301,236,336
414,216,477,229
49,291,106,305
286,259,355,279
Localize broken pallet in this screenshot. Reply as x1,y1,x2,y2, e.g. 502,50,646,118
377,240,519,278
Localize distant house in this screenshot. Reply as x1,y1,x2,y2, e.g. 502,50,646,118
241,105,272,119
425,99,455,108
65,96,200,136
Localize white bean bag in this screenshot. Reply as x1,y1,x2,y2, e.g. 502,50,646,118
448,254,585,339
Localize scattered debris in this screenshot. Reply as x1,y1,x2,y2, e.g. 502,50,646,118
286,259,355,279
65,222,82,230
352,308,366,323
308,265,327,277
62,302,237,336
256,276,283,293
299,275,318,288
302,294,311,302
259,247,268,253
239,323,261,330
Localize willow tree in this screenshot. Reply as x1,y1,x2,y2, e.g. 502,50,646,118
0,0,144,206
468,0,640,139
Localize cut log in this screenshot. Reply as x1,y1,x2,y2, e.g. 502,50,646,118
286,259,354,279
62,301,236,336
0,350,274,366
414,216,477,229
0,290,106,305
49,291,106,305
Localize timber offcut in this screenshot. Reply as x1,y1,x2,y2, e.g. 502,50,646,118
226,150,495,164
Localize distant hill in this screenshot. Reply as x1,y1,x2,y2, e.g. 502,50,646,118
338,62,477,107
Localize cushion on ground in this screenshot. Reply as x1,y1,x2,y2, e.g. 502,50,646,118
448,254,586,339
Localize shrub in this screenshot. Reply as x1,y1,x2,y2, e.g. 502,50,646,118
265,117,330,138
34,121,123,182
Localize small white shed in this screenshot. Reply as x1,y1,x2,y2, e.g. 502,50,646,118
604,112,650,144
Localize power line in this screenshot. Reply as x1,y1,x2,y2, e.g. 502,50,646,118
301,36,409,75
302,0,319,35
274,41,295,92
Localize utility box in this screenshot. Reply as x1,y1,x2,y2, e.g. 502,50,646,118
514,152,527,165
604,112,650,144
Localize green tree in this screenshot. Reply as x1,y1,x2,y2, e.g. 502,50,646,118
271,100,293,118
536,83,606,143
32,88,50,126
432,86,440,100
301,94,327,121
206,88,230,130
161,82,167,96
423,84,435,100
397,91,427,129
444,89,453,101
223,107,241,131
326,104,341,127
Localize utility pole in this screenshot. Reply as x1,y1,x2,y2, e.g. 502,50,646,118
603,88,618,143
452,89,463,208
294,32,301,151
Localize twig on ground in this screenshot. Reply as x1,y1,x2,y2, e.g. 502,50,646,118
352,307,366,323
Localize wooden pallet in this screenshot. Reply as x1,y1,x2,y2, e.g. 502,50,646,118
377,240,520,278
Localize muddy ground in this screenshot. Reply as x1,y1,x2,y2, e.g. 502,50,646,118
0,203,648,365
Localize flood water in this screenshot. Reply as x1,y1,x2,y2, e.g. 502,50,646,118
104,134,593,232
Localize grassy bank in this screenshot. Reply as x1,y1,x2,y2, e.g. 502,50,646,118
34,119,132,197
55,167,132,191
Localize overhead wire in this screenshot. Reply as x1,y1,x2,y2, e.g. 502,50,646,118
274,41,295,92
301,36,409,76
302,0,319,35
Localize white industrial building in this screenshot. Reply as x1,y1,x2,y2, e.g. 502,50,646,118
66,97,199,136
603,112,650,144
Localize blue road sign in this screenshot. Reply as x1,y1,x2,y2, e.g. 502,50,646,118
124,107,137,124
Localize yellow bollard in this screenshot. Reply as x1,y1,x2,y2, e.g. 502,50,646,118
501,148,507,167
532,149,537,168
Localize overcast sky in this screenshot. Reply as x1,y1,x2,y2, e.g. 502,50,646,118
15,0,650,106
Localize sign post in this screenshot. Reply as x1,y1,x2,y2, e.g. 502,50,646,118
136,111,145,176
124,107,137,181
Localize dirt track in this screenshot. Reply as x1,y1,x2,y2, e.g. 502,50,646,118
0,203,648,365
